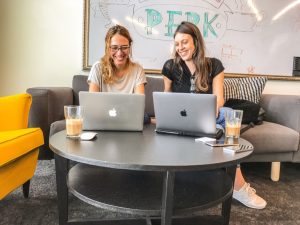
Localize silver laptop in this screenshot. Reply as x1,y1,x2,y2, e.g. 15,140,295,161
79,91,145,131
153,92,222,138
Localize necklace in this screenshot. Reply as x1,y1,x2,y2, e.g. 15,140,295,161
190,74,196,93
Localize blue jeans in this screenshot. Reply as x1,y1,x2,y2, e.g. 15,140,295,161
216,107,232,130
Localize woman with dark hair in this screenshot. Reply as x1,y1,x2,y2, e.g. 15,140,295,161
88,24,146,94
162,21,266,209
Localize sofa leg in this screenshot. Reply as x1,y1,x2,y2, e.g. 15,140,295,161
22,180,30,198
271,162,281,181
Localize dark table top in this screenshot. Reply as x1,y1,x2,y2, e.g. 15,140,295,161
49,124,252,171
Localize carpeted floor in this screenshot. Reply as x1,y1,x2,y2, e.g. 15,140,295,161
0,160,299,225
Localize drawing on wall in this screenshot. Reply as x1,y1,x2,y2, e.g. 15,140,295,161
84,0,300,76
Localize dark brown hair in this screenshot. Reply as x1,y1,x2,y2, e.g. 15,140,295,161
174,21,211,92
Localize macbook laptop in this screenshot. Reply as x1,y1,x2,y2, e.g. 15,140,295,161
153,92,223,139
79,91,145,131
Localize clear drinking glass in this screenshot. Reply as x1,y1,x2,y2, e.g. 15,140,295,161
225,109,243,140
64,105,83,139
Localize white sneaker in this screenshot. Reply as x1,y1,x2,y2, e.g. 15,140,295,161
233,182,267,209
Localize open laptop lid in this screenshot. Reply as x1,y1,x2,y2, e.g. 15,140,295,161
79,91,145,131
153,92,220,137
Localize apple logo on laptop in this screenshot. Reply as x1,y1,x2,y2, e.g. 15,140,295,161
180,109,187,117
108,108,117,117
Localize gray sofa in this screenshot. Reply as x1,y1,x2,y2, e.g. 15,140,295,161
27,75,300,180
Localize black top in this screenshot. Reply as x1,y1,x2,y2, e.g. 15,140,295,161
162,58,224,94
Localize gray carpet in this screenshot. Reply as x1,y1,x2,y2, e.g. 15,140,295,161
0,160,300,225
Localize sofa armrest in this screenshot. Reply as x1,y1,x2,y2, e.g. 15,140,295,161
26,87,73,159
260,94,300,133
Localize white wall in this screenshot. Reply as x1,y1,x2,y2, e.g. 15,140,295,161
0,0,299,96
263,80,300,95
0,0,83,96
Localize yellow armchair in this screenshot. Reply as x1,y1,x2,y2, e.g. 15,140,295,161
0,93,44,200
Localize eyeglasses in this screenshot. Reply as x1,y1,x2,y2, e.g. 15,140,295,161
110,45,130,53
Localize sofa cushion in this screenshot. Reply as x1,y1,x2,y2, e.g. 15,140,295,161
260,94,300,132
0,128,44,166
223,78,241,102
241,121,299,154
145,75,164,117
239,77,267,103
224,77,267,103
73,75,89,105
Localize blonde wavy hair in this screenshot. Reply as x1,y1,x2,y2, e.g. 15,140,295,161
173,21,212,92
100,25,133,84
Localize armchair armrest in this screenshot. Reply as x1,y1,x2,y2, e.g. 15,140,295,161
260,94,300,133
0,94,32,131
26,87,73,159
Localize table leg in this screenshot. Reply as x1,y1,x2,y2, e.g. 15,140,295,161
222,165,237,225
54,154,69,225
161,171,175,225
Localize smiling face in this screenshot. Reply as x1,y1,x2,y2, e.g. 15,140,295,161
174,32,195,62
109,34,130,69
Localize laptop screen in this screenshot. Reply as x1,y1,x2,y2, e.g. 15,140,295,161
79,91,145,131
153,92,217,137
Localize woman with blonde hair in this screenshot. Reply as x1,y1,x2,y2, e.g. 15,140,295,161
88,24,146,94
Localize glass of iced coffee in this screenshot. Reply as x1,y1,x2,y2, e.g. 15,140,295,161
225,109,243,142
64,105,83,139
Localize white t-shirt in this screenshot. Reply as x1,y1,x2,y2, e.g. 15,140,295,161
87,61,147,93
